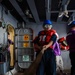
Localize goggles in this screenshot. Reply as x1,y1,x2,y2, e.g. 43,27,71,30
43,24,52,28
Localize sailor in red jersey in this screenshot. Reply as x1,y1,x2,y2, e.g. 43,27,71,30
33,20,57,75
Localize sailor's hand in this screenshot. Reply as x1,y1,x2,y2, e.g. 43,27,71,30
43,45,48,50
41,45,47,54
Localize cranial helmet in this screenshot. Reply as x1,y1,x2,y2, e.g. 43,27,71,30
71,21,75,25
43,20,52,29
70,21,75,28
43,20,52,25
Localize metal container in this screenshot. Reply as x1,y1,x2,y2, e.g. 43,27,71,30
15,28,34,69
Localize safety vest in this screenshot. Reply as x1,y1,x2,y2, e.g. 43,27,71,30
58,37,69,50
33,29,56,52
38,29,56,48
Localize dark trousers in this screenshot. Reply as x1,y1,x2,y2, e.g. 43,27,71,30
7,51,11,68
36,48,56,75
69,52,75,75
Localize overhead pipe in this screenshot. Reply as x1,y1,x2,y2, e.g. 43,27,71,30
65,0,70,5
45,0,51,20
47,10,75,13
47,0,50,13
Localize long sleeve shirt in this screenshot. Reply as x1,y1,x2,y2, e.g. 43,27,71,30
66,30,75,52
